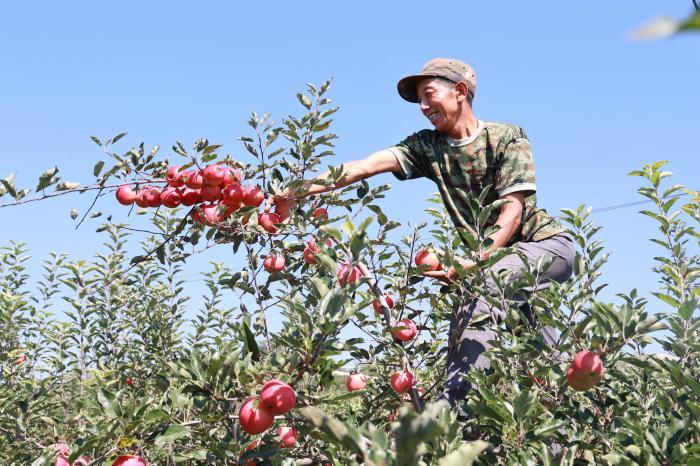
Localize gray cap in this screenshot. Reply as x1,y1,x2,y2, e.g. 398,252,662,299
397,58,477,103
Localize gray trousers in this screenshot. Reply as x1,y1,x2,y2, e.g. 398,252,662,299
441,232,576,413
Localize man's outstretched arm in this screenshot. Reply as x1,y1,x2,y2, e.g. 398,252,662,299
270,149,402,216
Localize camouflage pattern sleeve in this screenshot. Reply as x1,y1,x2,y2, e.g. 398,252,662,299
387,131,431,181
494,131,537,197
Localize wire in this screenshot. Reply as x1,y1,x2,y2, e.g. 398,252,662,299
588,199,653,213
694,0,699,12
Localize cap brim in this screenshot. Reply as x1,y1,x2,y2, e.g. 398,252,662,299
397,74,439,103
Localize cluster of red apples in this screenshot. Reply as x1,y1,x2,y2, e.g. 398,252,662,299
115,164,272,228
238,379,299,458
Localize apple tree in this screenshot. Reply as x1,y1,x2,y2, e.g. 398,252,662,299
0,81,698,465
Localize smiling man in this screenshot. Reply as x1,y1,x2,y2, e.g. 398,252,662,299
271,58,575,417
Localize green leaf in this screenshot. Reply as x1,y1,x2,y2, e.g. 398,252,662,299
242,321,260,361
367,204,387,225
297,93,312,110
36,166,60,191
97,388,119,418
156,244,166,265
56,181,81,191
93,161,105,177
145,408,171,423
651,292,679,308
320,226,343,243
513,389,538,422
299,406,365,456
110,132,128,144
154,424,190,447
321,390,364,405
679,11,700,32
130,255,148,265
395,401,451,465
438,441,490,466
1,174,17,197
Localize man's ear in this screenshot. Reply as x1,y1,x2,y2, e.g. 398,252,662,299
454,81,469,102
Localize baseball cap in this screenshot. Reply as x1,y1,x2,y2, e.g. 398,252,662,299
397,58,477,103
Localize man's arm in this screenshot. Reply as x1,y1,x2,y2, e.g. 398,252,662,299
270,150,401,217
479,191,525,260
299,149,402,196
424,192,525,283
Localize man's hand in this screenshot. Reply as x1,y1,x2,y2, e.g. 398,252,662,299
265,187,297,221
421,247,475,284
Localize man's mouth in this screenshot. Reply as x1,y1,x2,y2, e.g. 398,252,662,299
427,112,439,123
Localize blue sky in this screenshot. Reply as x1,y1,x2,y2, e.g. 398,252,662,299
1,2,697,349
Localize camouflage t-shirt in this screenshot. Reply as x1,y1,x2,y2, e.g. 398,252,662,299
387,120,567,247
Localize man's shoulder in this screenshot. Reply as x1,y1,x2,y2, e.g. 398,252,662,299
482,121,528,142
398,129,443,155
403,128,439,144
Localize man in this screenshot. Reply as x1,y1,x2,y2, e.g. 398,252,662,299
270,58,575,415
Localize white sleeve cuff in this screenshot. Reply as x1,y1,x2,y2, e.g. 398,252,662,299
498,183,537,197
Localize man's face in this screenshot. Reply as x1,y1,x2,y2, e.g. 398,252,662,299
416,77,460,133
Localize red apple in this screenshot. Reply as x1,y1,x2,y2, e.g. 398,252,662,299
312,207,328,219
160,187,182,208
166,165,185,187
415,248,442,272
125,377,133,386
243,186,265,207
52,443,70,466
260,379,297,415
15,354,27,365
222,183,244,206
218,203,237,221
303,239,321,265
239,397,275,435
277,426,298,448
112,455,147,466
387,412,397,422
221,168,236,186
202,164,227,186
259,212,281,233
372,294,395,314
346,373,368,392
392,319,417,342
143,187,162,208
337,262,363,286
201,203,222,226
116,185,136,206
199,184,222,202
186,170,205,189
390,370,414,394
566,350,604,391
226,168,243,184
263,256,285,273
134,189,149,208
180,188,201,206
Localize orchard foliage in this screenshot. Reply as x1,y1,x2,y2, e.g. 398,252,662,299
0,82,698,465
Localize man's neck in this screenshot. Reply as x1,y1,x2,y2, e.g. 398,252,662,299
445,113,479,139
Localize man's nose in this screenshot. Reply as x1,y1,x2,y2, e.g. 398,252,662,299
419,98,430,112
